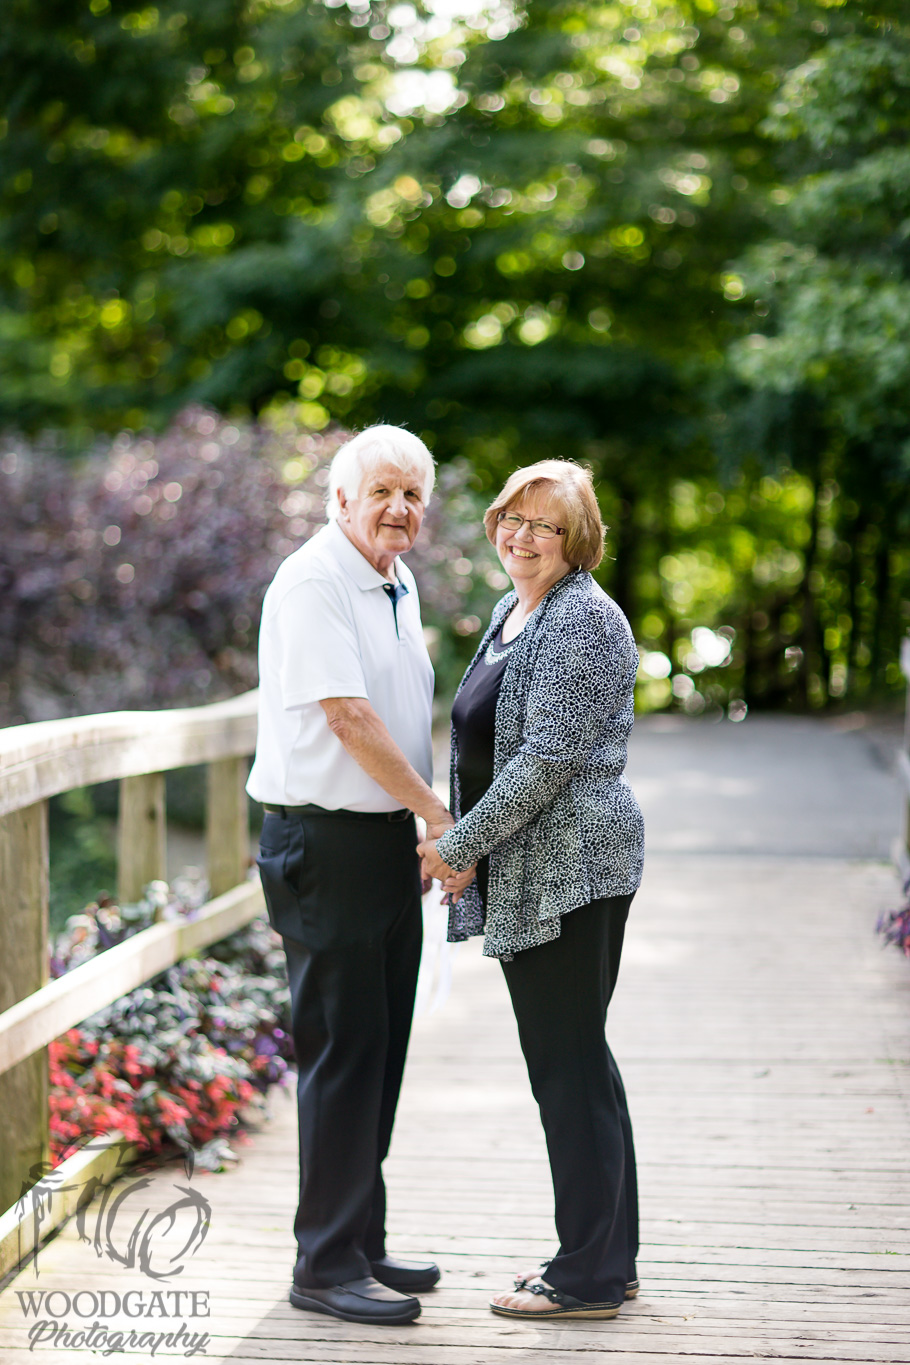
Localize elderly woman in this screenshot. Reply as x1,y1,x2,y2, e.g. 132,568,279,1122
418,459,644,1320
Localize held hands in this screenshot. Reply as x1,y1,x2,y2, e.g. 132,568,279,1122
417,809,475,903
441,865,477,905
417,836,454,881
419,811,455,894
417,813,452,889
416,837,476,905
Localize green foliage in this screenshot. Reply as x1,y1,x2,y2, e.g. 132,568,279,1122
0,0,806,433
1,0,908,709
0,0,387,427
48,789,117,934
726,3,910,702
763,31,910,152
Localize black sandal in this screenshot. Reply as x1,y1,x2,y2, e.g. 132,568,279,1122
514,1268,639,1300
492,1278,623,1320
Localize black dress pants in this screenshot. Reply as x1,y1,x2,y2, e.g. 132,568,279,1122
256,808,423,1288
500,893,638,1304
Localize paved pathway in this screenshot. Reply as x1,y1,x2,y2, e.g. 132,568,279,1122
627,711,902,858
1,713,908,1363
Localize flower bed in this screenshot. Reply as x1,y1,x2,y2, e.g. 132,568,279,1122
49,878,293,1169
877,896,910,958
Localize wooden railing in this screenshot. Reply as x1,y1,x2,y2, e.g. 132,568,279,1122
0,690,262,1230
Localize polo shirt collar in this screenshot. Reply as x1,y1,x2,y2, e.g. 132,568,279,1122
326,517,401,592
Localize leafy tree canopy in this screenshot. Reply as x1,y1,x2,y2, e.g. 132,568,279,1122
2,0,909,708
1,0,818,445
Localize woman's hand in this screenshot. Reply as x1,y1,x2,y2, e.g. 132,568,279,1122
416,837,455,881
417,839,476,904
440,866,476,905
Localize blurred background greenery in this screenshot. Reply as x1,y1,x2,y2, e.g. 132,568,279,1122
2,0,909,743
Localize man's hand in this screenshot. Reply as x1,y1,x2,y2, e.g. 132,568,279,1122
423,812,455,845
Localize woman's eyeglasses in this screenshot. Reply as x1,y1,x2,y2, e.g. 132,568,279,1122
496,512,565,540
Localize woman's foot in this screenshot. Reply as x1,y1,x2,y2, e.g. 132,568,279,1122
514,1264,640,1300
493,1281,560,1315
491,1278,622,1320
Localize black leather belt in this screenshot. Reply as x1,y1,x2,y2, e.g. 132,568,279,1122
263,803,411,822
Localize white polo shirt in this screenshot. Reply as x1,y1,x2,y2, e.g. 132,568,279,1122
246,519,434,812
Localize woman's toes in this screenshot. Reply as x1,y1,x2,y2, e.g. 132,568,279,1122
491,1286,551,1312
514,1263,545,1286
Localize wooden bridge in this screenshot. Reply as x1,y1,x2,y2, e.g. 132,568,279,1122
1,697,909,1364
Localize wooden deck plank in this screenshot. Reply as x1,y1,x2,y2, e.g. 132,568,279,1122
1,853,909,1364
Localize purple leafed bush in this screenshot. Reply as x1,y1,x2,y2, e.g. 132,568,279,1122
0,408,342,724
0,408,499,725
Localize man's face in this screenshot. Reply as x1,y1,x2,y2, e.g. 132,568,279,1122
338,463,426,572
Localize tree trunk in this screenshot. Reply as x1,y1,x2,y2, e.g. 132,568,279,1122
869,511,893,694
609,488,636,624
844,508,867,696
796,473,822,709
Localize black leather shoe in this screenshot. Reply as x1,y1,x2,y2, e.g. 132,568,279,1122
289,1275,420,1324
370,1254,440,1292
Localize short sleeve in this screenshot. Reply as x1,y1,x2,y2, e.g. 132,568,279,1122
274,576,369,709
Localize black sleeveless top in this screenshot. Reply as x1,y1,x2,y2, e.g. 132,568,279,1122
451,624,516,905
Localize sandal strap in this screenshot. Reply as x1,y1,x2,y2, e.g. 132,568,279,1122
527,1280,586,1308
526,1277,597,1310
504,1277,620,1314
528,1282,565,1305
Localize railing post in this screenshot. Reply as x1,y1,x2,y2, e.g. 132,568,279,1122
206,757,250,898
0,801,49,1214
118,773,166,906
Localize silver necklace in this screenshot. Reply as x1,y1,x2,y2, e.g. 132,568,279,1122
484,633,518,666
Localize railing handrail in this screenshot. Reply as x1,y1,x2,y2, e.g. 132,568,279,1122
0,690,262,1220
0,881,262,1077
0,690,259,818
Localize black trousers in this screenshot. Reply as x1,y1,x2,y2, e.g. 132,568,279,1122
256,808,423,1288
500,893,638,1304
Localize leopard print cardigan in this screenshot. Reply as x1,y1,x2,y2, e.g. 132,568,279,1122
435,568,644,960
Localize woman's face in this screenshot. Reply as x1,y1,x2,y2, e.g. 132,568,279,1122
494,492,571,598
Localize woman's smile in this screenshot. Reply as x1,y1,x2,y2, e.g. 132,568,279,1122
495,496,571,605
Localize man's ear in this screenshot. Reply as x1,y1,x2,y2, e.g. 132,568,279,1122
336,487,348,516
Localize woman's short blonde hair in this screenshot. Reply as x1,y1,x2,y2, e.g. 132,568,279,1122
483,460,605,571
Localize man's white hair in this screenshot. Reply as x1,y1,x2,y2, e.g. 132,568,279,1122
326,425,436,518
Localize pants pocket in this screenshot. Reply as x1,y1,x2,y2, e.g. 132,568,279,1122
256,819,307,941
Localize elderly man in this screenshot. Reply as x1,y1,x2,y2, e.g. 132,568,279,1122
247,425,452,1326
